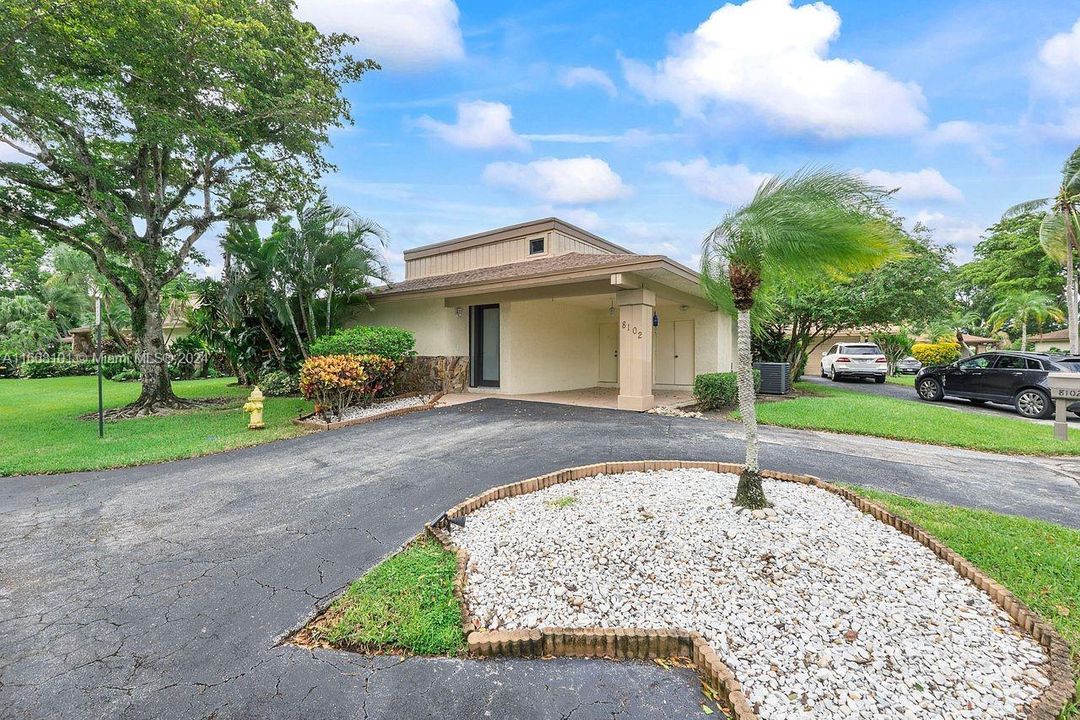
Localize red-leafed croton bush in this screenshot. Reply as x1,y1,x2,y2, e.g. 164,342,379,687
299,354,396,420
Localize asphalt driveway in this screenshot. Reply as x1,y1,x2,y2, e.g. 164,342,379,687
2,399,1078,720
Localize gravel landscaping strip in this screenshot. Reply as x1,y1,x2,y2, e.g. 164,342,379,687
330,395,430,423
453,469,1051,720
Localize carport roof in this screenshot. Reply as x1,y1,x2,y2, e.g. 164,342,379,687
370,252,703,300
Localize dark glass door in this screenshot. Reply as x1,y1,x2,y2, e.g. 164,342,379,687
470,305,500,387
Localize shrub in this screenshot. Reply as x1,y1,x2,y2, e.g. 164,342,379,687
911,342,961,367
18,359,131,379
299,354,396,418
309,326,416,362
259,369,300,397
110,369,140,382
693,370,762,411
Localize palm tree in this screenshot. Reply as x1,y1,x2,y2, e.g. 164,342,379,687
701,169,903,509
1004,145,1080,354
987,290,1064,351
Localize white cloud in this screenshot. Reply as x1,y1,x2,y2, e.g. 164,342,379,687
921,121,1001,165
860,168,963,202
621,0,927,138
912,210,983,261
560,66,617,97
1036,17,1080,97
483,157,631,204
415,101,529,150
657,158,770,204
521,129,680,145
293,0,464,70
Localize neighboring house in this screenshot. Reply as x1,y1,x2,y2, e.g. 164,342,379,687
65,296,198,356
350,218,735,411
957,333,1004,355
1027,329,1070,353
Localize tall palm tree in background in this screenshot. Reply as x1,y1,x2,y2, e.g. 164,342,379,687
701,169,904,509
1004,145,1080,354
987,290,1064,351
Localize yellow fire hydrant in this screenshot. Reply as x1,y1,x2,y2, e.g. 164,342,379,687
243,386,265,430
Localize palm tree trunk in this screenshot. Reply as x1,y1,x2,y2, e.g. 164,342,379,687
1067,225,1079,355
1021,322,1027,352
284,298,308,359
733,306,768,509
326,285,333,334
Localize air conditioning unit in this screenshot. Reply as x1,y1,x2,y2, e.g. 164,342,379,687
752,362,790,395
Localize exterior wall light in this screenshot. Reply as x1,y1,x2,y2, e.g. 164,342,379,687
652,311,659,327
455,307,464,318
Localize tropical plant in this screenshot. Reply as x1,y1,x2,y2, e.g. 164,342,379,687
701,169,903,509
299,354,396,419
986,291,1064,351
0,0,375,416
1003,145,1080,354
269,192,389,352
870,328,914,375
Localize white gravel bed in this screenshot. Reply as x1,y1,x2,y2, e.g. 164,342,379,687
330,395,429,422
453,469,1050,720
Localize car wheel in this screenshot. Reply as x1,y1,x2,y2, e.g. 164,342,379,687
830,368,840,382
820,365,826,378
874,375,886,384
917,377,943,401
1014,388,1052,419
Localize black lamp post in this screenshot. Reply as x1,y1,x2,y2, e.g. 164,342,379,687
91,285,103,438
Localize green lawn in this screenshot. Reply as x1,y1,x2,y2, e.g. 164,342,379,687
0,376,311,476
752,381,1080,455
884,374,915,386
309,536,464,655
848,486,1079,718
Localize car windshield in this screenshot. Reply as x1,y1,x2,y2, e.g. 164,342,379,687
844,346,880,355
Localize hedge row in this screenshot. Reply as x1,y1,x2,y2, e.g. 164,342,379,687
693,370,762,411
309,326,416,362
14,359,133,379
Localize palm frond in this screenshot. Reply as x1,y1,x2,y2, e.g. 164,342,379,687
1003,198,1051,218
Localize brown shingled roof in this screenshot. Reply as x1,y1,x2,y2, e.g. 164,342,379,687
1030,328,1070,342
372,252,667,296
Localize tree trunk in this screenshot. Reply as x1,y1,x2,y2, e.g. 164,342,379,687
257,315,286,370
1067,226,1079,355
733,306,768,509
1021,323,1027,352
114,284,193,418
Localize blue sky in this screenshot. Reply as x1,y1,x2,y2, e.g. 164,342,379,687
268,0,1080,280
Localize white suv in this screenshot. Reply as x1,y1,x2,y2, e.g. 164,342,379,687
820,343,888,383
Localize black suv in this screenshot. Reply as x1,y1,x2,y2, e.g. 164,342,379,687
914,351,1080,419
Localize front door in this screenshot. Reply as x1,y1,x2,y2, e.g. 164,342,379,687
653,319,695,385
674,320,695,385
599,323,618,383
470,304,500,387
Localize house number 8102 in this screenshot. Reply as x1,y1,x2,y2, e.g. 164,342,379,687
621,320,643,339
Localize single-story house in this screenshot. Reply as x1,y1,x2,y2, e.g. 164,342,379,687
349,218,735,411
1027,329,1072,353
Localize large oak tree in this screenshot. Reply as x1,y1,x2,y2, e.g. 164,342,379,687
0,0,375,414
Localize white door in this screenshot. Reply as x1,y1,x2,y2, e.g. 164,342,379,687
674,320,695,385
599,323,618,383
653,321,675,385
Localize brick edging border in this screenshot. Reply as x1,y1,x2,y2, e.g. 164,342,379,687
426,460,1076,720
293,391,445,431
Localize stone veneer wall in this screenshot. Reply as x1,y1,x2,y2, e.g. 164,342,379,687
395,356,469,394
427,460,1076,720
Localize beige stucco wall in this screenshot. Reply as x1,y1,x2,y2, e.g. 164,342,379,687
500,299,603,394
1030,339,1069,353
692,310,736,375
348,298,467,356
